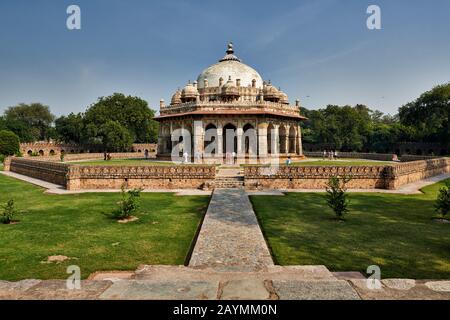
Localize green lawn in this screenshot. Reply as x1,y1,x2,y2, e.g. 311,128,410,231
251,180,450,279
291,160,395,166
68,159,178,166
0,173,209,281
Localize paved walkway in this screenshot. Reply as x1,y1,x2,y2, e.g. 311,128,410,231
1,266,449,300
189,189,274,271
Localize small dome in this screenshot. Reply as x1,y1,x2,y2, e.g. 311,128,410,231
171,89,182,105
263,82,280,101
221,76,239,97
278,89,289,104
181,82,198,101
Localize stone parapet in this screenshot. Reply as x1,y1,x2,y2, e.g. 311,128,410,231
9,158,70,186
244,157,450,190
66,165,216,190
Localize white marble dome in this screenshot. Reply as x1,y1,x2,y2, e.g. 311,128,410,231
197,43,264,89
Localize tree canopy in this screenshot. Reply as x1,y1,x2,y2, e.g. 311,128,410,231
0,130,20,156
54,93,159,146
2,103,55,142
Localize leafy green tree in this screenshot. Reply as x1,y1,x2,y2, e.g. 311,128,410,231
55,113,85,144
3,103,55,141
99,120,133,152
325,175,352,220
399,83,449,146
0,130,20,156
435,180,450,219
84,93,158,143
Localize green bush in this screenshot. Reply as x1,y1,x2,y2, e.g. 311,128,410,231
325,175,352,220
112,185,143,220
0,154,5,164
0,130,20,156
1,200,18,224
435,181,450,218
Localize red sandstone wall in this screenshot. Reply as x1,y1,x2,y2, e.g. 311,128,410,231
66,165,216,190
9,158,69,186
244,157,450,190
303,151,396,161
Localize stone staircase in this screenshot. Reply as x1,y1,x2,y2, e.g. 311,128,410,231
213,166,245,189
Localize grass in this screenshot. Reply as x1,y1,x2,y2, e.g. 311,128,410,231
68,158,179,166
250,179,450,279
0,172,209,281
291,160,395,166
241,159,395,167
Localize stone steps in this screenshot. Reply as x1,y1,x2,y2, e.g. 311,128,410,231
213,176,244,189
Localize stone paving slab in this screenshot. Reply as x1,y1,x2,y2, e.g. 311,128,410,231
99,280,219,300
132,265,335,282
188,189,274,271
349,279,450,300
0,279,42,300
18,280,112,300
220,279,271,300
273,280,361,300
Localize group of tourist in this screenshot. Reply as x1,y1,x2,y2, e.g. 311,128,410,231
323,150,339,160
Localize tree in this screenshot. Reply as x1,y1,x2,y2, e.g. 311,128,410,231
4,103,55,141
435,180,450,219
0,130,20,156
399,83,450,146
99,120,133,152
84,93,158,143
55,113,85,144
325,175,352,220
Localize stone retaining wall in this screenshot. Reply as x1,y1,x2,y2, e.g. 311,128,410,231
8,158,70,186
66,165,216,190
386,158,450,189
6,157,216,190
244,157,450,190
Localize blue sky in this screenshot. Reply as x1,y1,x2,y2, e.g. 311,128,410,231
0,0,449,116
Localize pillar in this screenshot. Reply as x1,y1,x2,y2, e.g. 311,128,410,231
257,122,268,158
217,123,223,157
237,122,243,157
193,120,204,163
297,124,303,156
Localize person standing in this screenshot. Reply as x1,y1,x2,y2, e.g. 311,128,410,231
323,150,326,160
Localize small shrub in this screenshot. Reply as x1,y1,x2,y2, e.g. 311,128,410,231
112,185,143,220
435,180,450,218
60,153,65,162
30,151,39,157
1,200,18,224
325,175,352,220
0,154,5,164
0,130,20,156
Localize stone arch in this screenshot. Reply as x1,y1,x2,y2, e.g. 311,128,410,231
204,123,217,155
49,150,56,156
289,126,296,153
267,123,274,154
38,150,44,156
223,123,237,154
27,150,33,156
243,123,257,155
279,125,287,154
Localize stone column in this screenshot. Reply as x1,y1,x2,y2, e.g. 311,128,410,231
236,122,243,157
297,124,303,156
193,120,204,163
284,125,290,154
273,124,279,156
217,123,223,158
257,122,268,159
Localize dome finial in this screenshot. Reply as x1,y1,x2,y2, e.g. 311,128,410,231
226,41,234,54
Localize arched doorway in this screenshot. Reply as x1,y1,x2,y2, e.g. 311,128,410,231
223,123,237,154
279,125,287,154
267,124,274,154
243,123,256,155
204,123,217,155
